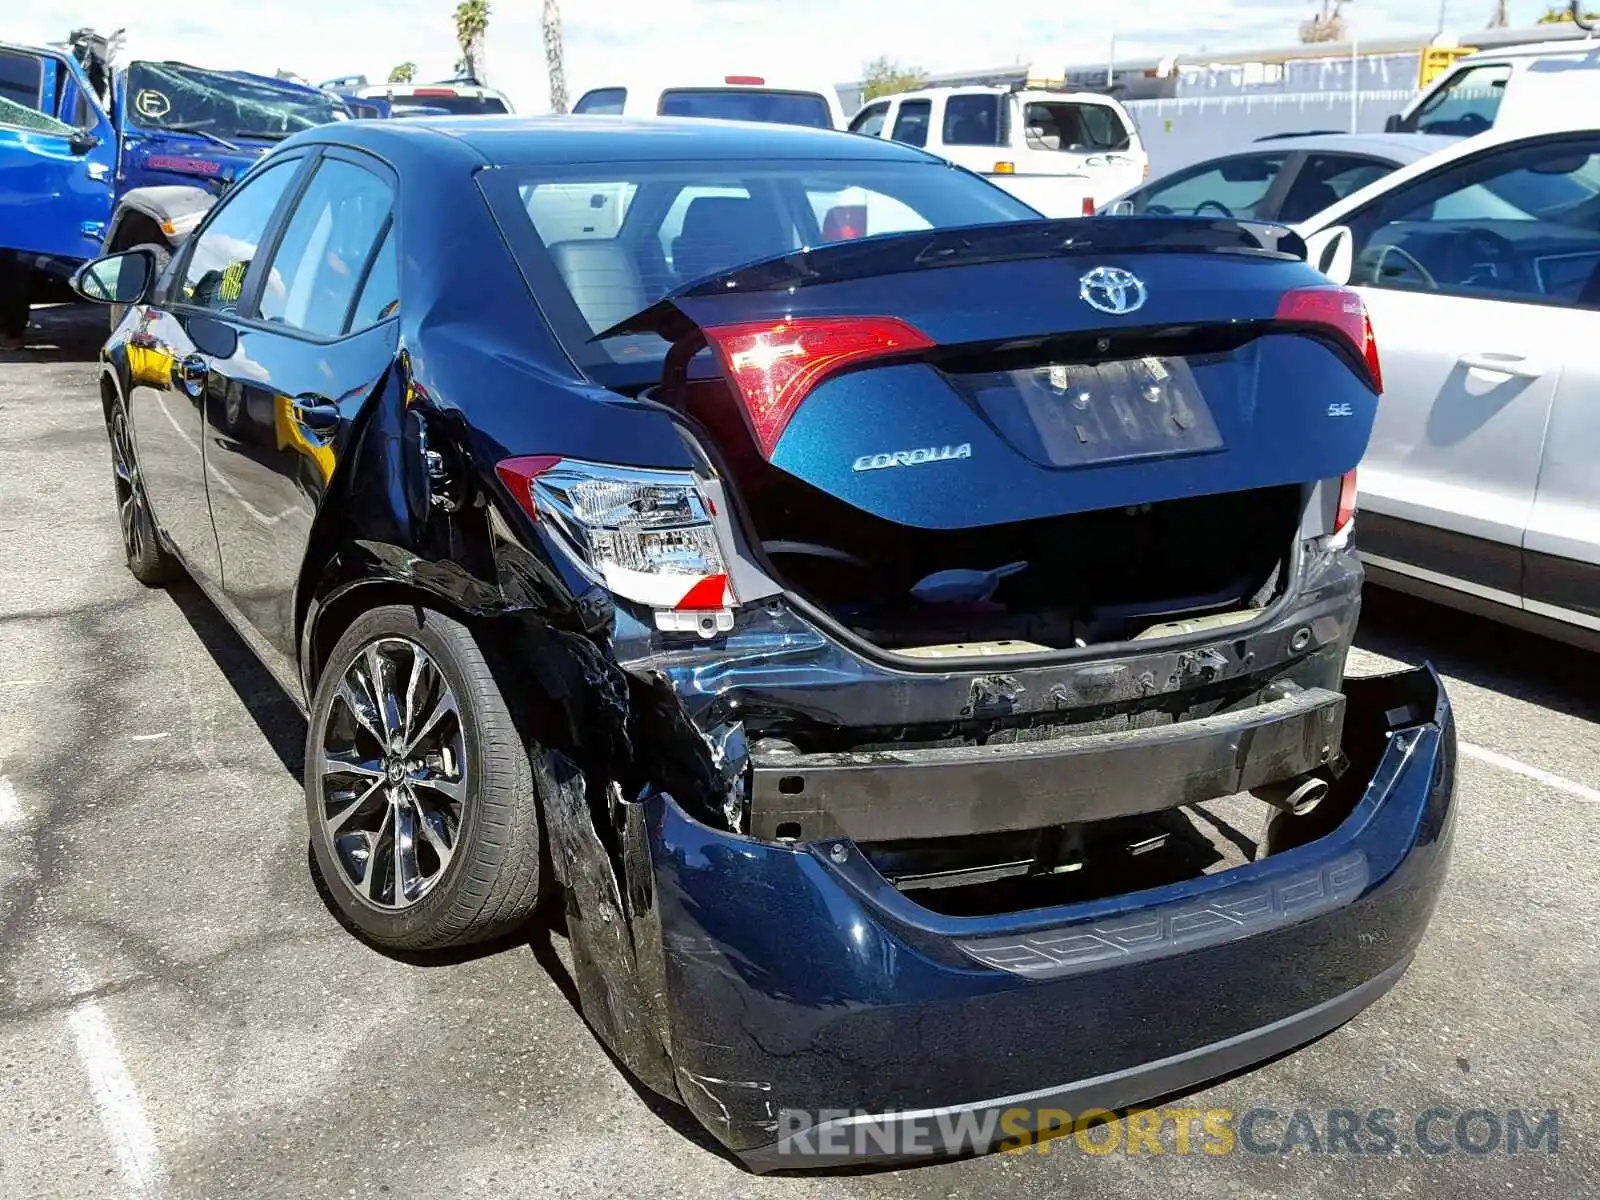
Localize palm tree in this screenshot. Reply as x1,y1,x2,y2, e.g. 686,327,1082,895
388,62,417,83
544,0,567,113
454,0,490,84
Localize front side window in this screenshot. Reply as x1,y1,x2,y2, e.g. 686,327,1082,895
1405,63,1511,136
257,158,395,335
891,99,931,147
125,60,344,138
1347,134,1600,307
1130,153,1286,218
849,102,889,137
178,159,299,313
0,49,42,111
574,88,626,115
942,94,1002,146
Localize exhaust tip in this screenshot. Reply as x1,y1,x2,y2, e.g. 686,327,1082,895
1252,775,1329,817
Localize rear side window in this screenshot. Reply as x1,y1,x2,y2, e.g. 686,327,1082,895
574,87,626,115
1024,102,1131,152
892,99,931,147
0,50,42,111
657,89,832,128
257,158,396,336
179,159,299,313
348,225,400,329
849,102,889,137
942,94,1003,146
1277,153,1395,223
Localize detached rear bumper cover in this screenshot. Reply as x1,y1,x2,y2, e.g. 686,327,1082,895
564,665,1455,1169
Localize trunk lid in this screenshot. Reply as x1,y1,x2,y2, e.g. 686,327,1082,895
600,217,1380,530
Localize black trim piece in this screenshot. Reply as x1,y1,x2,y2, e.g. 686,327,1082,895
1356,511,1521,597
747,686,1345,842
1524,547,1600,624
958,849,1368,978
740,956,1412,1171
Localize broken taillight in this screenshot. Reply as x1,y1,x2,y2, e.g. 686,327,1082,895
1336,468,1358,535
1275,285,1383,393
494,457,733,611
701,317,935,458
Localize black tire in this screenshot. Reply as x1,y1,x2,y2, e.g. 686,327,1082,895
107,401,179,585
305,605,551,950
109,242,171,332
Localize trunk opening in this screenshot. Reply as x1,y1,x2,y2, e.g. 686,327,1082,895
670,368,1298,656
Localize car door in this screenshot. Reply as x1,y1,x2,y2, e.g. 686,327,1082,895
1329,132,1600,604
200,148,401,677
130,154,304,588
0,46,118,260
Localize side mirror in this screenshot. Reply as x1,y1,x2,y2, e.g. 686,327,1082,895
70,249,156,306
1383,113,1403,134
1303,226,1354,284
69,127,102,155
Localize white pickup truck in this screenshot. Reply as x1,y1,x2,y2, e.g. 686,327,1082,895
847,84,1147,218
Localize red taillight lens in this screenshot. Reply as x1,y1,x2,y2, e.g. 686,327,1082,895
702,317,935,458
413,87,458,97
1081,195,1096,216
1336,467,1358,534
1275,286,1382,393
724,75,765,85
494,455,563,516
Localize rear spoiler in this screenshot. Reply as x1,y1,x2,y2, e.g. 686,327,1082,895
595,216,1305,341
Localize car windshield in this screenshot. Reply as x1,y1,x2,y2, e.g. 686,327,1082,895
125,61,345,138
483,158,1036,384
391,92,508,114
657,89,832,129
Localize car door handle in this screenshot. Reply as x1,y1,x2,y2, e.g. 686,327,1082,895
1457,352,1545,380
291,397,341,435
175,354,208,398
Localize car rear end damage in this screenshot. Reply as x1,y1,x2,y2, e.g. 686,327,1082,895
474,208,1456,1166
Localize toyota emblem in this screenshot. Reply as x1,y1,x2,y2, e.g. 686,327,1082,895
1078,266,1148,315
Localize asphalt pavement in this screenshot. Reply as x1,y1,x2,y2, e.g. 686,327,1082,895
0,304,1595,1199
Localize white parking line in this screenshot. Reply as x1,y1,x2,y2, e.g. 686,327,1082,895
66,1000,163,1195
0,776,18,827
1461,742,1600,805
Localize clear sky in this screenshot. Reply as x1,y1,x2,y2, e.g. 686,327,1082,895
11,0,1566,112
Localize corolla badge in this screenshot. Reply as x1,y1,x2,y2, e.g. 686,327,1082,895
853,444,972,472
1079,265,1147,315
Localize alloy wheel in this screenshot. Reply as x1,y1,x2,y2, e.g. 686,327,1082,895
316,637,467,909
109,409,147,564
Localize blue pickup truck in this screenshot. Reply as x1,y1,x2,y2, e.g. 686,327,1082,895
0,34,350,341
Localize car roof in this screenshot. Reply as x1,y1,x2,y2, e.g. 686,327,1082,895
1295,119,1600,233
885,84,1119,104
299,114,934,165
1457,37,1600,64
1251,132,1460,161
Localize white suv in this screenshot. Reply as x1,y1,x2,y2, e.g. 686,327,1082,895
848,85,1147,218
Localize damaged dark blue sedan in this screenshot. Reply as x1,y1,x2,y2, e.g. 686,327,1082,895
72,116,1457,1169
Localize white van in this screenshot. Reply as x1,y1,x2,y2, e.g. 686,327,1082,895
847,85,1147,218
571,75,844,129
1387,39,1599,137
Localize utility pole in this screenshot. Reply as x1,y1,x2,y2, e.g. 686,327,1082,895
543,0,567,113
1487,0,1508,26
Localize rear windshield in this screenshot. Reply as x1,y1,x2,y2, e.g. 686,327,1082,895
657,89,832,129
393,92,508,114
481,159,1035,384
1023,101,1131,152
